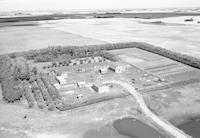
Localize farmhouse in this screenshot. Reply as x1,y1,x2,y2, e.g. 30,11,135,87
99,66,109,74
77,81,87,87
109,62,128,73
91,83,110,93
56,76,67,85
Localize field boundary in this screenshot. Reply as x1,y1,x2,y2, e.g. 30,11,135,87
7,42,200,71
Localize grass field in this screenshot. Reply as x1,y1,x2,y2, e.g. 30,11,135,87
0,23,107,54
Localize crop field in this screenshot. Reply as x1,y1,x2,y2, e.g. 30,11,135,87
0,23,106,54
37,17,200,59
1,16,200,58
110,47,200,83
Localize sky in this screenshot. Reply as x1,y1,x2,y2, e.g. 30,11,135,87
0,0,199,11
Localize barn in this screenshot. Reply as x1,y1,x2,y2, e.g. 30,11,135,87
109,63,127,73
91,83,110,93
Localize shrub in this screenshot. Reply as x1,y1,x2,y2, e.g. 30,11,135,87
31,67,38,75
47,103,55,111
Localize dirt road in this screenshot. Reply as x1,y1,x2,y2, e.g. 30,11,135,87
103,80,191,138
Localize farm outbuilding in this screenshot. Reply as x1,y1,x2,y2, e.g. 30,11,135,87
60,82,77,89
56,76,67,85
77,81,87,87
99,66,109,74
108,62,130,73
109,65,126,73
91,83,110,93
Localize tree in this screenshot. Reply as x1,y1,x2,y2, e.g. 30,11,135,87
31,81,46,109
1,78,23,102
31,67,38,75
36,77,54,106
13,57,30,80
22,81,35,108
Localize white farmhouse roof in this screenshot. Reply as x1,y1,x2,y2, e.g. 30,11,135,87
57,76,67,85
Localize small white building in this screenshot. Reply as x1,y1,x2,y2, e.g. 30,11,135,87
56,76,67,85
99,66,108,74
60,83,77,88
77,81,87,87
54,83,61,89
92,83,110,93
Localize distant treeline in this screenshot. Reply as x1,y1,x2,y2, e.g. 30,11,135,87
1,12,200,23
0,14,84,23
7,42,200,70
8,46,119,62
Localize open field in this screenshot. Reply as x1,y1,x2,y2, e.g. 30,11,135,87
110,48,200,83
0,95,140,138
38,17,200,58
145,82,200,127
0,23,106,54
1,16,200,58
0,12,200,23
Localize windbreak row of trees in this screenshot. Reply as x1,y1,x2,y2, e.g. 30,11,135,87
28,75,62,110
7,42,200,70
0,55,29,102
8,45,120,62
0,56,62,110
